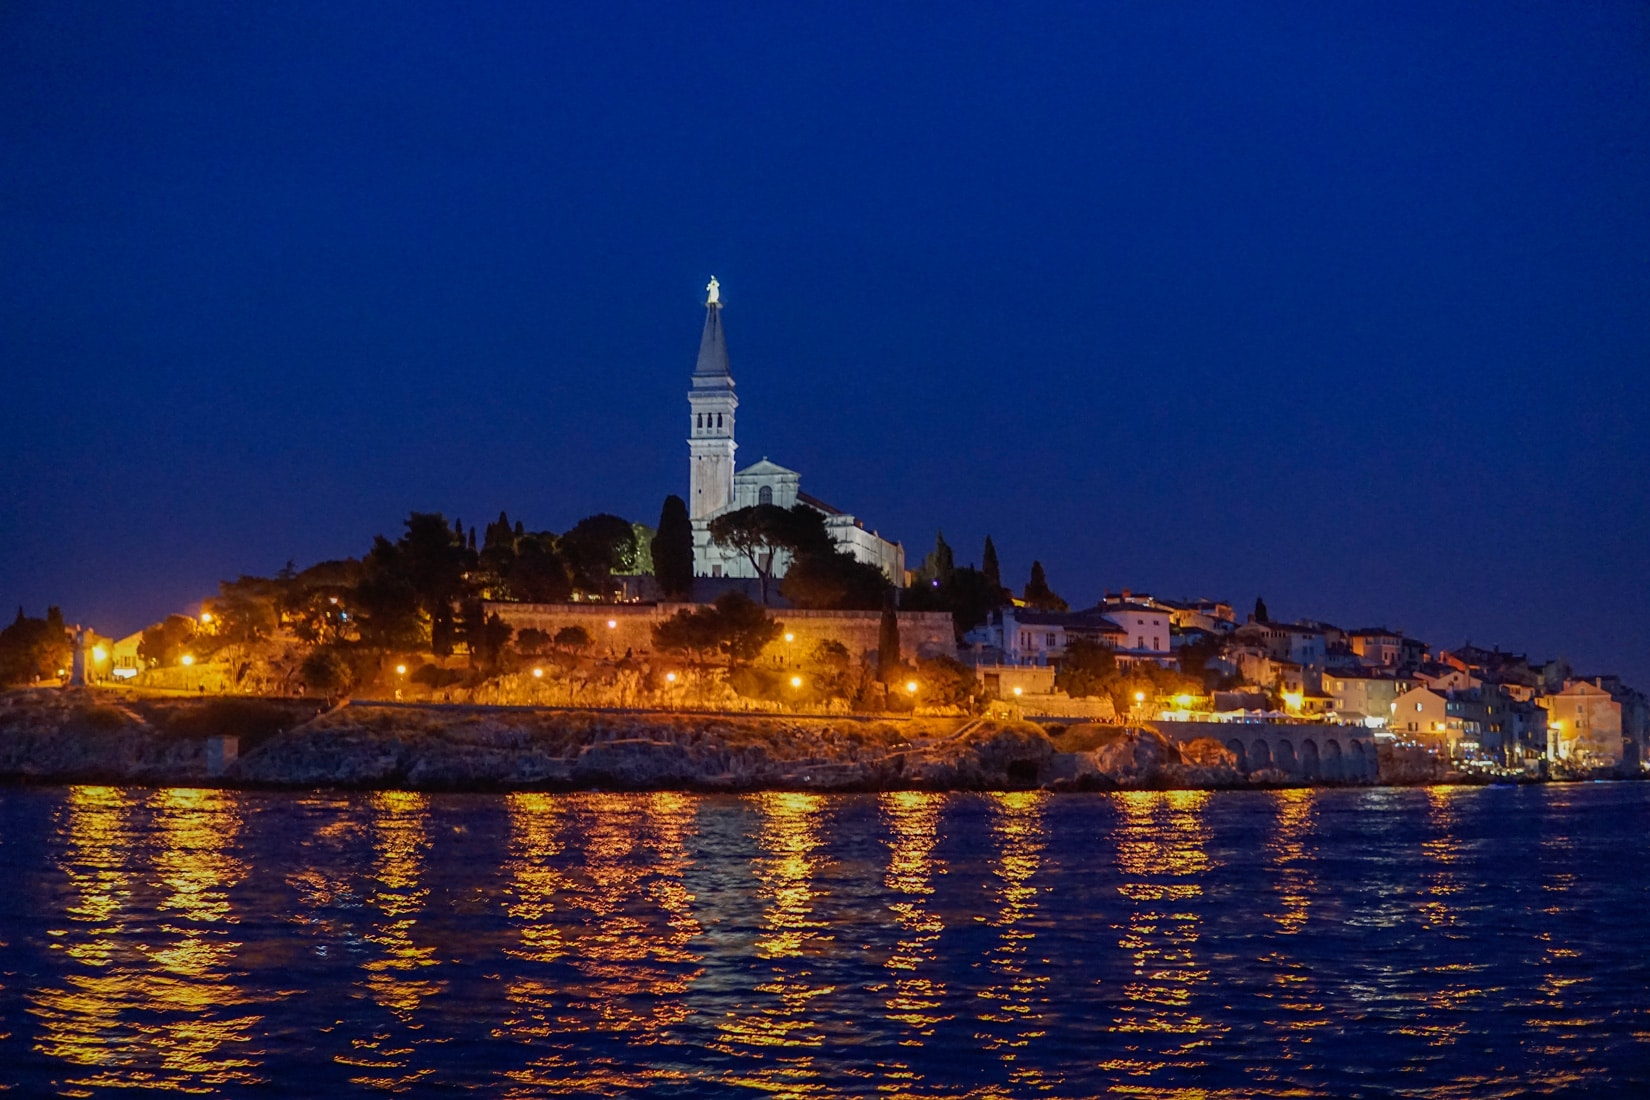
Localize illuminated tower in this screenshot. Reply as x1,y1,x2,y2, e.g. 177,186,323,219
688,276,738,520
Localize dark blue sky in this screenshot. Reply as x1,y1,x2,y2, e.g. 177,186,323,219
4,2,1647,684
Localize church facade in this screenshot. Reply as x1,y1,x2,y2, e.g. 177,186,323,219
687,278,904,583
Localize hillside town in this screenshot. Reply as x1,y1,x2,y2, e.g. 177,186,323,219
3,279,1642,783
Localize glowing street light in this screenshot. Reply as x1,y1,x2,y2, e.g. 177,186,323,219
790,675,803,689
1134,691,1146,704
180,654,195,667
531,667,543,679
395,664,407,675
905,680,919,695
91,645,108,663
1012,685,1023,697
199,611,213,625
606,619,617,630
784,632,795,643
665,671,677,684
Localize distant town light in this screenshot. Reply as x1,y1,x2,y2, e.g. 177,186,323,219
1012,686,1023,697
790,675,803,688
199,612,213,624
906,680,919,694
395,664,407,675
665,671,677,683
1134,691,1146,703
1283,690,1304,712
91,646,108,663
1175,693,1194,708
532,667,543,679
180,654,195,667
607,619,617,629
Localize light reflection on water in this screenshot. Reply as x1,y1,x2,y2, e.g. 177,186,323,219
1105,790,1222,1084
31,786,265,1094
1,784,1648,1097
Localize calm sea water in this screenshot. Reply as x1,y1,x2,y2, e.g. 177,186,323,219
0,783,1646,1097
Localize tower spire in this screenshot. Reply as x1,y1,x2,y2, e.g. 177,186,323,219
694,276,730,377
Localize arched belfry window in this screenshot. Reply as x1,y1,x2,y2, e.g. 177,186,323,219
716,412,723,428
759,485,773,506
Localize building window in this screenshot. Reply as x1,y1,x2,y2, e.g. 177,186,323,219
716,413,723,428
759,485,773,505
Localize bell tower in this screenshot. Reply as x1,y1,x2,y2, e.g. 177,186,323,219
688,276,738,520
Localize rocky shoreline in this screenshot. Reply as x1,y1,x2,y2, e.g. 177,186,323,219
0,688,1544,793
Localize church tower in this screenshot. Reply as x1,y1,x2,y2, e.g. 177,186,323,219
688,276,738,520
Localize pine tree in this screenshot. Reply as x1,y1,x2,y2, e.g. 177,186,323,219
651,494,695,599
1022,561,1068,612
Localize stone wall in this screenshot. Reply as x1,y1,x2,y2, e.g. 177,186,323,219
485,602,956,664
1156,719,1379,783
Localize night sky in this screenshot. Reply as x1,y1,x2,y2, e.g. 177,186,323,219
3,3,1647,685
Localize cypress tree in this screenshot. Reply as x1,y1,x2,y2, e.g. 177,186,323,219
982,535,1001,593
1254,596,1269,623
877,599,901,684
651,494,695,599
1023,561,1068,612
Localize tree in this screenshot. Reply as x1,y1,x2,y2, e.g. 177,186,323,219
553,625,592,653
561,513,641,597
0,607,72,683
707,504,794,605
517,628,552,656
204,576,279,650
300,648,355,699
712,592,783,664
911,530,955,588
1253,596,1270,623
651,592,781,669
651,495,695,599
917,655,988,712
1022,561,1068,612
877,601,902,684
982,535,1003,595
780,549,890,611
138,614,198,668
902,565,1008,639
1055,638,1118,698
507,533,573,603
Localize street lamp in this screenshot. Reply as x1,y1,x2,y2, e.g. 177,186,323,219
665,671,677,684
396,664,407,676
1012,685,1023,697
790,675,804,689
531,667,543,679
906,680,919,695
180,654,195,667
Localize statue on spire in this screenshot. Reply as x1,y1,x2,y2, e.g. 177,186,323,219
706,276,721,306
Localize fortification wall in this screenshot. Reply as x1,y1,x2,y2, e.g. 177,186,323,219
485,602,955,663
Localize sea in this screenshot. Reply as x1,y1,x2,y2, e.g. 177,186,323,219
0,782,1646,1097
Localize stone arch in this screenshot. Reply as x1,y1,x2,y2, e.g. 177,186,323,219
1225,738,1248,773
1301,738,1321,780
1250,738,1272,771
1322,738,1344,781
1275,738,1298,775
1348,739,1368,780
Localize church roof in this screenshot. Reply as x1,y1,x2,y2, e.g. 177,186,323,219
694,302,731,378
736,457,800,478
797,490,843,515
